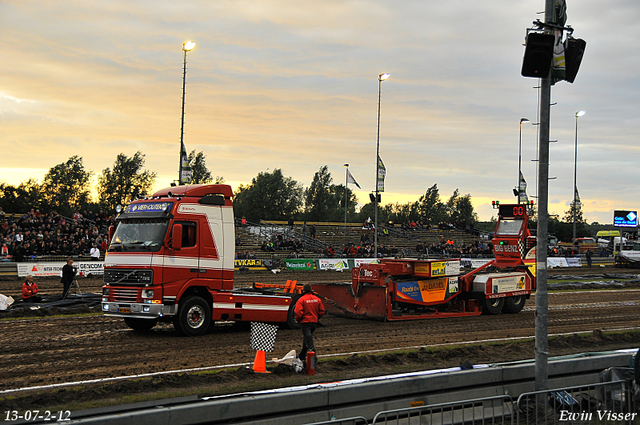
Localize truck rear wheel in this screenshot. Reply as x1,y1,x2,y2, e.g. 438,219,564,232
124,317,158,332
503,295,525,314
175,295,211,336
482,297,504,315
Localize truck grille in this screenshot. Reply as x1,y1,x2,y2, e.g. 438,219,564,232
112,288,139,303
104,269,153,285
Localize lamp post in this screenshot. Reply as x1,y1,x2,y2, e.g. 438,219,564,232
344,163,349,223
374,72,390,259
517,118,530,203
179,40,196,185
573,110,585,241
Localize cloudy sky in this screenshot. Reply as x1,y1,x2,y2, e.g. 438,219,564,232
1,0,638,224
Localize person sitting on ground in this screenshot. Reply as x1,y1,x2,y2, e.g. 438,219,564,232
22,274,41,303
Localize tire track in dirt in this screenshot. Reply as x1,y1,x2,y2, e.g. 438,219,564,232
2,270,640,392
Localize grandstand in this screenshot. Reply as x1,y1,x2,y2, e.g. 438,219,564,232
1,209,492,265
236,220,493,260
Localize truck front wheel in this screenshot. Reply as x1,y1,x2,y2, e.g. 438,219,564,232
175,295,211,336
482,297,504,315
124,317,158,332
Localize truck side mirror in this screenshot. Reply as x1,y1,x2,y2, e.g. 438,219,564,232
172,223,183,250
108,225,115,244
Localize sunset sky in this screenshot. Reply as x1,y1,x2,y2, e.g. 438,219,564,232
1,0,639,224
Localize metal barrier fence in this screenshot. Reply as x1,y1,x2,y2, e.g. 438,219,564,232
516,379,636,424
307,379,638,425
303,416,368,425
370,395,514,425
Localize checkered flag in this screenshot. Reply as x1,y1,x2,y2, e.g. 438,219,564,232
250,322,278,352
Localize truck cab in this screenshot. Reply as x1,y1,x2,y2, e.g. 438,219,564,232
101,184,291,336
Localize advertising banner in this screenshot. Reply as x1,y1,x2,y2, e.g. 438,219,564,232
490,274,527,294
234,259,267,270
429,260,460,277
18,261,104,278
565,257,582,267
395,277,459,304
547,257,568,268
318,259,350,271
460,258,493,269
354,258,380,268
283,259,316,270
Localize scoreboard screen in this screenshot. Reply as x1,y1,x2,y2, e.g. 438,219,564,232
613,210,638,228
499,204,527,218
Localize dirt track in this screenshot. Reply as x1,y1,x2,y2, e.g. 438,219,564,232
2,268,640,411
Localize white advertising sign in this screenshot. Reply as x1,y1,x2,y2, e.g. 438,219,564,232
318,259,350,271
17,261,105,278
354,258,380,267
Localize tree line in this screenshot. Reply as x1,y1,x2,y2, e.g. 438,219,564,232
0,153,479,226
233,165,479,228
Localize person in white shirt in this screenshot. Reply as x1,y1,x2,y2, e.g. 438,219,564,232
90,245,100,261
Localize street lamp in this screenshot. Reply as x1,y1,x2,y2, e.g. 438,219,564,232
344,163,349,223
179,40,196,185
374,72,390,259
517,118,530,203
573,110,585,240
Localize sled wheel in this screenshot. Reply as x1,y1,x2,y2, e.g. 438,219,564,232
483,297,505,315
503,295,526,314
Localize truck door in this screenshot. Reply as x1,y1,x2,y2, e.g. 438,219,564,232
198,207,224,285
164,220,199,285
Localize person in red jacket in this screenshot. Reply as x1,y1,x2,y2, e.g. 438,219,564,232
294,283,325,363
22,274,41,303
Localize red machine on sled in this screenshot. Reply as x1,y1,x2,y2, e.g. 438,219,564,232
311,204,537,321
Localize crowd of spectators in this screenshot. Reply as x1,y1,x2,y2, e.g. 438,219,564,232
414,238,493,258
339,241,399,258
244,222,493,260
0,207,113,262
260,233,305,254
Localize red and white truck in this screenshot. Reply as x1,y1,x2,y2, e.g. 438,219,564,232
102,183,536,334
101,184,295,336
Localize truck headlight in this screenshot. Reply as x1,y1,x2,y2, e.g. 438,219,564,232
142,289,154,299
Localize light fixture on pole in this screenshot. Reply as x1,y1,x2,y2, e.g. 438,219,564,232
572,110,585,241
344,163,349,223
374,72,390,259
516,118,530,203
179,40,196,185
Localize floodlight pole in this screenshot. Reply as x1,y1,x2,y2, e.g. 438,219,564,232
517,118,530,203
535,0,554,394
374,73,389,259
573,111,585,241
179,41,195,185
344,164,349,223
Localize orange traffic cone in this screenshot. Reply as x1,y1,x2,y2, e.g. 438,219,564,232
252,350,270,373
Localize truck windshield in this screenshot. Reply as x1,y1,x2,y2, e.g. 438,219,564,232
109,219,169,252
496,218,524,236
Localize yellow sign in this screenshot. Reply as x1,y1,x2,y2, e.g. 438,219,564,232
431,261,446,277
